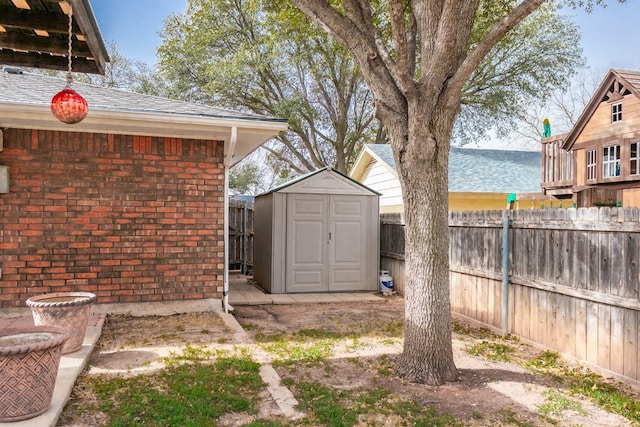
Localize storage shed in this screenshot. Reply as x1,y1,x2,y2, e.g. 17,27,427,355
254,168,379,293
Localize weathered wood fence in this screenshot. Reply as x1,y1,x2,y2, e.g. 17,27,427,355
228,199,254,273
381,208,640,385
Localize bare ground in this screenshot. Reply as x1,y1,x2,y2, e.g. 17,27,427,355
59,298,636,426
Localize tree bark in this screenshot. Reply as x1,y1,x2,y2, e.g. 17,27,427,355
383,96,458,384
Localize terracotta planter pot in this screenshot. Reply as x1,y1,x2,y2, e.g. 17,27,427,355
0,327,69,422
26,292,97,354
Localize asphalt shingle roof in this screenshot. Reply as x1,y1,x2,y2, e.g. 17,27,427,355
364,144,541,193
0,68,283,122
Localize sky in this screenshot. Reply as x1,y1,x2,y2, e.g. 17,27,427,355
91,0,187,65
91,1,640,71
563,1,640,73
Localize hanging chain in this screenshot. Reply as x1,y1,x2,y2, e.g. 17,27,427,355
66,2,73,86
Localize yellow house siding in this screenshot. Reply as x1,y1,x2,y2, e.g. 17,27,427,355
448,193,510,211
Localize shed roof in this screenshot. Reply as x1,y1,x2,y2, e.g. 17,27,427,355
0,0,109,74
354,144,541,193
0,69,289,166
258,167,380,197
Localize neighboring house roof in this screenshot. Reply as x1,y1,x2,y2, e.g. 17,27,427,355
0,69,288,167
258,167,380,197
562,69,640,150
230,195,255,203
366,143,397,172
351,144,541,193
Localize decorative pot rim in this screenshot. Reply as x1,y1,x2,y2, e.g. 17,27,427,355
0,326,69,356
26,292,97,308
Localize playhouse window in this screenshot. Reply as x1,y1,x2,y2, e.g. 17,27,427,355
631,142,640,175
587,150,596,180
612,103,622,122
603,145,620,178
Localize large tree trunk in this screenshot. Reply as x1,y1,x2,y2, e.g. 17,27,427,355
385,99,458,385
289,0,549,387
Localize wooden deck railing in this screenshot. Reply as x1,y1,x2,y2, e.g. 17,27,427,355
541,134,574,192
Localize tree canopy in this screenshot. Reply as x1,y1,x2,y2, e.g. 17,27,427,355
457,1,584,144
156,0,582,177
157,0,376,174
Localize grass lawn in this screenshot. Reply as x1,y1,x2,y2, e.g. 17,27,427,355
59,303,640,427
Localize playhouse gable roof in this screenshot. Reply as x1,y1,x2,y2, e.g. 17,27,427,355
562,69,640,150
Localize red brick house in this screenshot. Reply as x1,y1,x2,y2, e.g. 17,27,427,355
0,69,287,314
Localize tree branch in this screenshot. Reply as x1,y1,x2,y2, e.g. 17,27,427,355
449,0,546,103
389,0,415,93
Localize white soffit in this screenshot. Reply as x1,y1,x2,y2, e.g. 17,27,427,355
0,103,288,167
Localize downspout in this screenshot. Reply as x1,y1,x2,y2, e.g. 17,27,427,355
223,127,238,313
502,213,512,337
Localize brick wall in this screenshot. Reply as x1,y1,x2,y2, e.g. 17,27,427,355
0,128,225,308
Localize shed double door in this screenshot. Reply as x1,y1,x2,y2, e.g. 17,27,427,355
286,194,368,292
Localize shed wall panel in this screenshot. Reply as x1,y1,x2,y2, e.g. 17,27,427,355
253,193,274,292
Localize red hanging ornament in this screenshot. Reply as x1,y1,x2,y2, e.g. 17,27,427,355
51,87,88,124
51,2,88,124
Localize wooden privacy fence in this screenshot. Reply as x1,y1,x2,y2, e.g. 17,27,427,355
381,208,640,385
228,199,254,274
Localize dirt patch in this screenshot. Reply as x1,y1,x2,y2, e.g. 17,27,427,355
233,301,633,426
95,311,232,351
59,300,635,426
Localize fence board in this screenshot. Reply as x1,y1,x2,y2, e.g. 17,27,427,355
537,290,547,347
494,279,502,330
478,277,488,325
575,299,587,360
469,276,478,320
611,307,625,375
623,233,640,299
557,294,574,356
596,232,609,293
586,301,599,366
513,285,523,337
597,304,611,371
562,230,574,287
610,233,625,296
575,232,589,289
547,291,558,351
487,278,497,328
524,228,536,278
520,285,531,340
551,229,561,283
623,310,638,379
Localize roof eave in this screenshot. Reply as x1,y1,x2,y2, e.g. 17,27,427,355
362,145,398,178
0,103,288,167
348,147,372,180
71,0,110,74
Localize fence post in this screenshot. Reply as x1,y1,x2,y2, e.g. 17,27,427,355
502,213,512,337
242,203,248,275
